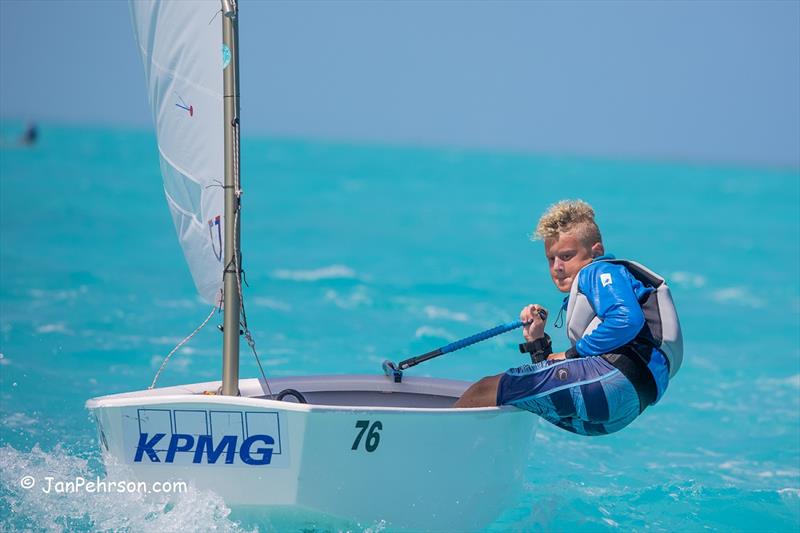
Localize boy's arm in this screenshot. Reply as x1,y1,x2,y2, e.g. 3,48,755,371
566,263,645,357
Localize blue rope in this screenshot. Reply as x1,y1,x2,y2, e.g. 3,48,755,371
439,319,524,354
396,319,528,370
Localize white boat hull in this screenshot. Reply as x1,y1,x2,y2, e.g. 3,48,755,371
87,375,537,531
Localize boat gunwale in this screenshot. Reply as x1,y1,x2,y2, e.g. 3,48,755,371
86,394,520,414
85,375,519,414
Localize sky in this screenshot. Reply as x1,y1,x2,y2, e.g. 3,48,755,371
1,0,798,168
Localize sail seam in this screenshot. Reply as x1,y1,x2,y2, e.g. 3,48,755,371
135,41,223,101
157,145,222,230
157,145,211,188
163,187,205,230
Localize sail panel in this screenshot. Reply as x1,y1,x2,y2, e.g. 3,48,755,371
130,0,225,305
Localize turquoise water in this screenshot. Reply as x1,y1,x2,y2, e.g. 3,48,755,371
1,122,798,532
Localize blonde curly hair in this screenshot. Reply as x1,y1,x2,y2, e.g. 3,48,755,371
533,199,602,246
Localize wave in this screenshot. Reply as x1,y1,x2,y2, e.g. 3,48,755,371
148,336,185,346
29,286,88,301
502,475,800,532
0,445,252,532
35,323,74,335
324,286,371,309
262,357,290,367
271,265,357,282
2,412,38,429
414,326,455,341
153,298,201,309
149,355,190,372
710,286,766,308
423,305,469,322
250,297,292,311
668,271,707,288
756,374,800,389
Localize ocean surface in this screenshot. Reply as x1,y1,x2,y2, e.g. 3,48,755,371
0,122,798,532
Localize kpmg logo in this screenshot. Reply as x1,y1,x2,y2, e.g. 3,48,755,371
134,433,274,465
128,409,286,468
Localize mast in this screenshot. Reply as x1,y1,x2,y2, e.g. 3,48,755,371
221,0,241,396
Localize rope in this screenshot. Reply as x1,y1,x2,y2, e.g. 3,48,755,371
149,303,219,390
245,330,272,396
230,118,273,396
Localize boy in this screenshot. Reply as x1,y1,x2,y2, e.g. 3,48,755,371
454,200,682,436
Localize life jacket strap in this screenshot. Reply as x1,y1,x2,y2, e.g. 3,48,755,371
602,348,658,413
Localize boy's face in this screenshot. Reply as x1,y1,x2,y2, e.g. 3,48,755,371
544,232,603,293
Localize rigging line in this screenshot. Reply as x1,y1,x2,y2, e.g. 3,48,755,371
230,118,272,396
209,9,222,26
232,192,271,396
245,328,272,397
149,303,219,390
233,119,241,200
232,204,270,396
233,121,248,332
232,119,244,320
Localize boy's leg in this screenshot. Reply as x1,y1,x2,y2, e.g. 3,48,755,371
497,357,635,435
454,374,503,407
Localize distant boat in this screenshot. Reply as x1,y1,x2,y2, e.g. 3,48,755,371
86,1,537,530
0,121,38,149
19,122,37,146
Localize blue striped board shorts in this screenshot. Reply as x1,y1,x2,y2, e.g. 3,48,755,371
496,356,641,436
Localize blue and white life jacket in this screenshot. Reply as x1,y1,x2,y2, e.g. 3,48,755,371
565,259,683,378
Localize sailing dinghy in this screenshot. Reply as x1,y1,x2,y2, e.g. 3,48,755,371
86,1,537,530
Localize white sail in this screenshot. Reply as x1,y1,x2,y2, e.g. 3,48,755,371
130,0,225,305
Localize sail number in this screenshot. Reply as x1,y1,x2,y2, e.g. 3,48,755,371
351,420,382,452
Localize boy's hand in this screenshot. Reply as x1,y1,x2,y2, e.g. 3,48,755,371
547,351,566,361
520,304,548,341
